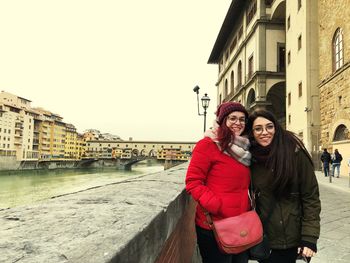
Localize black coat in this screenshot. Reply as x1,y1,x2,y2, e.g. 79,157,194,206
250,150,321,250
321,151,331,163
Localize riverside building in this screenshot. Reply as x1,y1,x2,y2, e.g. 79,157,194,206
209,0,350,167
0,91,37,160
208,0,286,126
318,0,350,159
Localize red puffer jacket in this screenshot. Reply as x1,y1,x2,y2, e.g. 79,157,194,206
186,137,251,230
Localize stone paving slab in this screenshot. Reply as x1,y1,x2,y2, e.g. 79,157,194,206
305,171,350,263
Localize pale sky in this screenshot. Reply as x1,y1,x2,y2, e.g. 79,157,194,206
0,1,231,142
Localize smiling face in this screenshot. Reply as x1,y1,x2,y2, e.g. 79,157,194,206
225,111,246,136
252,117,275,147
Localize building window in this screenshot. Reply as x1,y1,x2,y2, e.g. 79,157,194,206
248,55,254,79
333,28,344,71
246,0,257,25
230,71,234,93
287,16,290,29
237,61,242,88
298,34,302,50
230,38,237,53
278,44,286,72
288,51,291,64
288,114,291,124
238,26,243,39
333,124,348,141
298,0,302,10
225,79,228,97
298,82,302,97
288,92,291,106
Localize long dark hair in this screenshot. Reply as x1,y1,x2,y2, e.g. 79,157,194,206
248,109,313,198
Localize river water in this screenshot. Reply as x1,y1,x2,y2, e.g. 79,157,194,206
0,163,164,209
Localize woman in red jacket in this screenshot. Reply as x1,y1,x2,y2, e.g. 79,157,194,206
186,102,251,263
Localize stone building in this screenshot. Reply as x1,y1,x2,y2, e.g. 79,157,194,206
318,0,350,164
0,91,37,160
286,0,319,157
208,0,286,126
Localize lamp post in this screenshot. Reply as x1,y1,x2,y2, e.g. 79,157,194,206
193,85,210,132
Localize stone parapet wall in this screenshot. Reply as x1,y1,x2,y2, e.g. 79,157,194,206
0,162,198,263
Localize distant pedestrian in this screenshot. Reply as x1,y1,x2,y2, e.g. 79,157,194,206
248,109,321,263
320,149,331,177
331,149,343,178
186,102,251,263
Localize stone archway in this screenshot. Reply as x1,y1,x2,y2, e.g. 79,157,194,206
140,149,147,157
333,124,349,141
266,81,286,127
149,149,157,157
270,0,286,22
131,149,139,157
246,88,256,110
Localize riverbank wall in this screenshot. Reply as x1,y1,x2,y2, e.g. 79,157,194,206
0,157,184,172
0,162,200,263
0,156,18,170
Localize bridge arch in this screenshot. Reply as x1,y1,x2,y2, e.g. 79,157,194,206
149,149,157,157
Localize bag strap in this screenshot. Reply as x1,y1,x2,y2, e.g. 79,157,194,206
203,209,214,228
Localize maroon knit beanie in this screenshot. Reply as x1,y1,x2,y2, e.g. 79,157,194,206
216,101,248,125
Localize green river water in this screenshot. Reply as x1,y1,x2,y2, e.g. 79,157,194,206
0,163,164,209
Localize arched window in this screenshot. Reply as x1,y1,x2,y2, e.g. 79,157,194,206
230,70,234,92
237,61,242,88
224,79,228,97
333,124,348,141
333,28,344,71
247,89,256,108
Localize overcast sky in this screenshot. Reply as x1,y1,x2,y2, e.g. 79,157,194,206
0,1,231,142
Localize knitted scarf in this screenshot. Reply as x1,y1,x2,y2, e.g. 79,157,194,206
250,142,272,165
204,122,251,166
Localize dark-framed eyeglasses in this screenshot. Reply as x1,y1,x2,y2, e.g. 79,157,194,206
226,116,246,125
252,123,275,134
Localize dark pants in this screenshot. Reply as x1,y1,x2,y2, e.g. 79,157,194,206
259,247,301,263
323,162,330,176
195,225,249,263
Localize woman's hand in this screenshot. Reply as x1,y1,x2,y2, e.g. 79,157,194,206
298,246,316,258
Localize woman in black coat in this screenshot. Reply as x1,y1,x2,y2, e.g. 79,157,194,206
248,109,321,263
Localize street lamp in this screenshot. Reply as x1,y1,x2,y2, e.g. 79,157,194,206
193,85,210,132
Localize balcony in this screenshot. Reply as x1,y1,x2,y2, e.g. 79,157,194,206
14,139,23,145
14,133,23,138
15,124,23,130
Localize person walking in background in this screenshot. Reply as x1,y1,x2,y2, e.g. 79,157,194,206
331,149,343,178
248,109,321,263
320,148,331,177
186,102,251,263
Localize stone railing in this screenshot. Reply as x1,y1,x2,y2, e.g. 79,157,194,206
0,162,199,263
